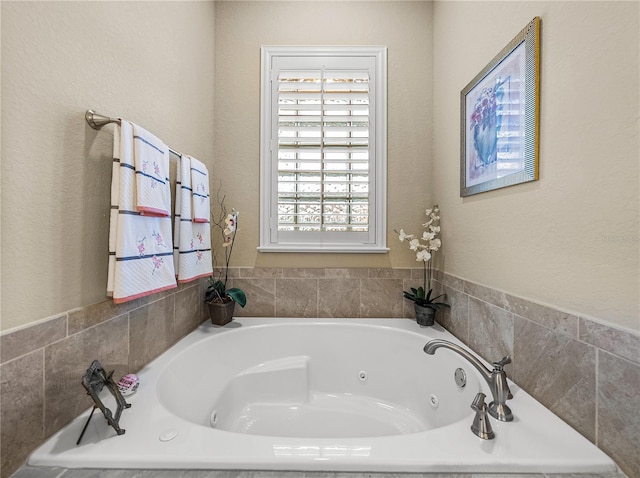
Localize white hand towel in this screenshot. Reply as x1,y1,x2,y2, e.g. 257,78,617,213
132,123,171,217
175,155,213,283
109,120,177,304
190,157,210,223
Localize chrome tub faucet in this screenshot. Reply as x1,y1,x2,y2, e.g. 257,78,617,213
423,339,514,422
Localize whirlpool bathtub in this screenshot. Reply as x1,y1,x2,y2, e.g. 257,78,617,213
29,318,617,474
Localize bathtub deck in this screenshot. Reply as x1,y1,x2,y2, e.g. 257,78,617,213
12,466,628,478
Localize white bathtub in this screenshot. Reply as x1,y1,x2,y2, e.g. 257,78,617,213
29,318,617,474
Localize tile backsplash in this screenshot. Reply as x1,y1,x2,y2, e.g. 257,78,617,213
1,268,638,477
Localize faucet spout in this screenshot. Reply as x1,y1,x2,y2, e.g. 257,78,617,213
424,339,493,382
424,339,513,422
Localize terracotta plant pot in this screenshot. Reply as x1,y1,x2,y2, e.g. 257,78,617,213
414,303,436,327
207,300,235,326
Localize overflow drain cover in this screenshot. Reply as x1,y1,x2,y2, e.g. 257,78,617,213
454,368,467,388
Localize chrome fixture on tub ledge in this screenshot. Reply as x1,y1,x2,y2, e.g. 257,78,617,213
470,392,495,440
424,339,514,422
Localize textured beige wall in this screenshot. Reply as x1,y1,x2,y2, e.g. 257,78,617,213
6,0,635,333
432,2,639,330
213,1,433,269
1,1,216,331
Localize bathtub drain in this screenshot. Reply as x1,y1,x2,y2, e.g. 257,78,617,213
159,429,178,442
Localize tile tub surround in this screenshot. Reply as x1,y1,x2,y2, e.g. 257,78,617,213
1,280,208,478
432,270,639,478
2,267,638,477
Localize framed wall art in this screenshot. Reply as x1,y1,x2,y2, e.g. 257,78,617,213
460,17,541,197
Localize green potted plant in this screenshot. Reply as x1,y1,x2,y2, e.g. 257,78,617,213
205,199,246,326
395,204,449,326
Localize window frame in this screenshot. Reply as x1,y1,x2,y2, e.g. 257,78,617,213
259,46,388,253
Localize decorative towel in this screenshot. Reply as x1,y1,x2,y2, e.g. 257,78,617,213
108,120,177,303
174,155,213,283
132,123,171,216
190,157,210,223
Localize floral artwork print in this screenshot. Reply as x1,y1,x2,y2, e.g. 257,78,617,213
469,82,504,169
463,38,531,193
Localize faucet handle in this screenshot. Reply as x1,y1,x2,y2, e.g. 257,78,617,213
492,355,511,371
492,356,514,399
470,392,495,440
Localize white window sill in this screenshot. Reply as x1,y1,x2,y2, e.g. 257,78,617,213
257,245,390,254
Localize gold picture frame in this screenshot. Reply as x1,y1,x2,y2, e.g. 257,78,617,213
460,17,541,197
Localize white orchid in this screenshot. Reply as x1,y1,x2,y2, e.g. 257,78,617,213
395,205,442,261
394,205,448,314
422,231,435,241
416,250,431,262
398,229,413,242
429,238,442,251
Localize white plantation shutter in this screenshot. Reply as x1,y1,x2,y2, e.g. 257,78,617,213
277,69,370,232
260,47,387,253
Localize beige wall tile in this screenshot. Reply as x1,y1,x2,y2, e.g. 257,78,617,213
324,268,369,279
468,297,514,366
507,294,579,338
275,279,318,318
514,317,596,442
368,268,411,279
68,299,143,336
464,280,511,311
438,271,465,292
174,283,204,339
1,315,66,364
213,267,240,279
435,284,468,343
44,316,129,437
129,296,175,371
318,278,360,318
580,318,640,365
239,267,283,279
360,279,403,318
1,350,44,478
598,351,640,478
233,279,275,317
282,268,326,279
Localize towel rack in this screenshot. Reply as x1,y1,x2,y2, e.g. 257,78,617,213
85,109,183,157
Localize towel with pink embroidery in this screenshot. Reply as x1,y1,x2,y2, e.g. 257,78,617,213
132,123,171,216
107,120,177,304
190,156,210,223
173,155,213,283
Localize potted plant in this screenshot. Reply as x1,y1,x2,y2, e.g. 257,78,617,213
205,199,246,326
395,205,449,326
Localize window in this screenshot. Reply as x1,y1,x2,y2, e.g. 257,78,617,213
259,46,388,253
